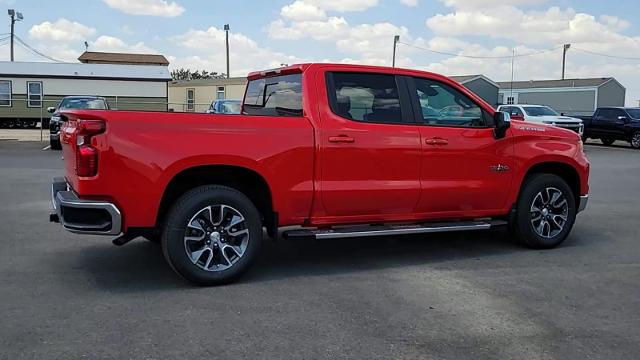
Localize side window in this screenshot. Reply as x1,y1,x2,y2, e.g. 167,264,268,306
412,77,489,128
597,109,611,120
243,73,303,117
27,81,43,108
327,72,405,124
612,109,626,120
0,80,11,107
186,88,195,111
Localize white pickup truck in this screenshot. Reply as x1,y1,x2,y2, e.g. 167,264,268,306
497,104,584,136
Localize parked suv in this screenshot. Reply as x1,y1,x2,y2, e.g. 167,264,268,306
48,96,109,150
497,104,584,136
578,107,640,148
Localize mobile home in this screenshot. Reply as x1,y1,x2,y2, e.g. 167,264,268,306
0,61,171,127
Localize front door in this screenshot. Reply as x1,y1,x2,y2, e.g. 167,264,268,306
408,77,514,215
317,71,422,219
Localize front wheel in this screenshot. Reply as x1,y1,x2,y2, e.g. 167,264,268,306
630,131,640,149
510,174,576,249
161,185,263,285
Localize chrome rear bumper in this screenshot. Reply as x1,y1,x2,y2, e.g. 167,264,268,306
50,177,122,235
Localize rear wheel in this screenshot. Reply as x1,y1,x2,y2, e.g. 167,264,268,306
601,138,615,146
510,174,576,249
161,185,262,285
630,131,640,149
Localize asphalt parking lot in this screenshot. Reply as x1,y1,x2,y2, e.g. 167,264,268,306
1,140,639,359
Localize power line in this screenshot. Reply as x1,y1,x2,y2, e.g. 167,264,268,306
13,35,64,62
397,41,563,59
571,47,640,61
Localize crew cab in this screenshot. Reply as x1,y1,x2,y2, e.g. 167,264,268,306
50,64,590,285
497,104,584,136
578,107,640,148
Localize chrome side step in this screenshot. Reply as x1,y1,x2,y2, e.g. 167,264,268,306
283,220,507,240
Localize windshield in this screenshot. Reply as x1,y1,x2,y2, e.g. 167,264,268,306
627,109,640,119
522,106,559,116
219,101,241,114
59,98,108,110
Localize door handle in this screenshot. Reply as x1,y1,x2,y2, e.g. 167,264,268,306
328,135,355,143
425,137,448,145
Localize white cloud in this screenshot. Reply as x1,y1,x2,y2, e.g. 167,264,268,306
91,35,157,54
401,0,418,6
102,0,184,17
439,0,547,10
28,18,96,42
171,27,304,76
303,0,379,12
281,1,327,21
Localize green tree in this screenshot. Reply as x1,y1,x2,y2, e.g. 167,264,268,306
171,68,227,80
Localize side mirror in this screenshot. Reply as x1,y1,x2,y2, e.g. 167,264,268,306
494,111,511,139
47,107,56,114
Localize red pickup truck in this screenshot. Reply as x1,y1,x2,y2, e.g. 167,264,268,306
51,63,590,285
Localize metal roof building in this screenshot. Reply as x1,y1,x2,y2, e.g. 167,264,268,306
450,75,500,107
0,61,171,127
497,78,625,116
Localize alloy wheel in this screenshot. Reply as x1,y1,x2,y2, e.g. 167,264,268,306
530,187,569,239
183,205,250,272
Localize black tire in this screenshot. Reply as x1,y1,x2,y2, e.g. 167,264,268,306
630,131,640,149
50,139,62,150
601,138,615,146
161,185,262,286
510,174,576,249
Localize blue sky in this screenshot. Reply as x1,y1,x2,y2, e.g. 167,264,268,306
2,0,640,104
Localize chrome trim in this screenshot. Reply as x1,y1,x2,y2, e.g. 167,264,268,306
578,195,589,213
51,178,122,235
312,221,502,240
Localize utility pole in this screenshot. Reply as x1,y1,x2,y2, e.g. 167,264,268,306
392,35,400,67
224,24,230,78
8,9,23,62
562,43,571,80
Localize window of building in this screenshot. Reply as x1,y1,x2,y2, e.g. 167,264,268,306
27,81,43,108
243,74,303,117
506,96,515,105
186,88,195,111
0,80,11,107
216,86,225,100
327,72,405,124
412,77,489,128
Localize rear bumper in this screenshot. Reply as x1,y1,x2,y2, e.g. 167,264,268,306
578,195,589,213
50,177,122,235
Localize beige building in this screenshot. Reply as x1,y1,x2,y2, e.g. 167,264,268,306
168,77,247,113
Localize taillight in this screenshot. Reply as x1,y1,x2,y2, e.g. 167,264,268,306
75,119,105,177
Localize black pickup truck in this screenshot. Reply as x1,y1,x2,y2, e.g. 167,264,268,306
578,107,640,148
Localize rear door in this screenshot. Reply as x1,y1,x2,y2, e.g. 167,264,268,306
316,71,422,219
407,76,513,215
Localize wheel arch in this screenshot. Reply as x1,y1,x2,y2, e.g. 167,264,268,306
156,164,276,238
520,161,581,208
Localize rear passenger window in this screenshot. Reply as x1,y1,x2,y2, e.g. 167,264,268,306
243,74,302,117
412,77,490,128
327,72,405,124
